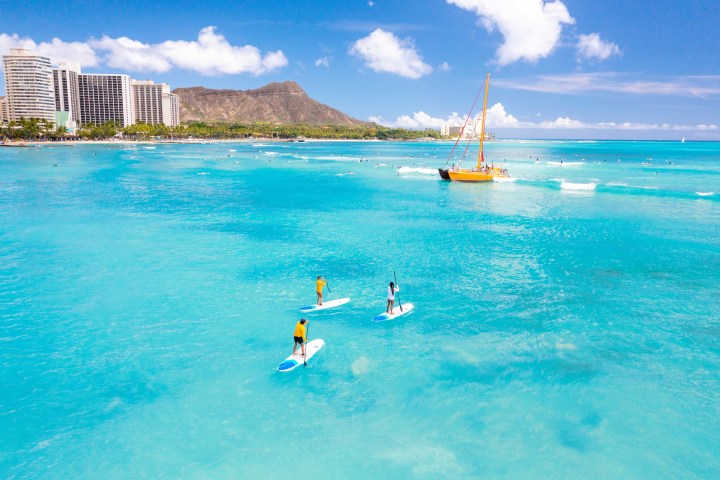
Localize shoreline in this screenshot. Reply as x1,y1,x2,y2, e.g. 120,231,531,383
0,137,399,147
1,138,714,147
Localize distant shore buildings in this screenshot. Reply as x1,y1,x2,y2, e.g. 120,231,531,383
440,119,494,140
1,48,179,131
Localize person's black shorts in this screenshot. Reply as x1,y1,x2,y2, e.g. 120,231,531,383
294,336,304,344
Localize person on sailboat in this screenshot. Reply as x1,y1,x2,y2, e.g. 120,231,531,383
316,276,327,306
293,318,309,357
387,282,400,313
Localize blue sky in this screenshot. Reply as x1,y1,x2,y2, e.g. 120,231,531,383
1,0,719,139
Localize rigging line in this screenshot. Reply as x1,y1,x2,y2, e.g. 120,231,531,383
444,77,487,167
457,136,473,167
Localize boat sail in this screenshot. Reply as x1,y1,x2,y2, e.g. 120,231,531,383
439,73,509,182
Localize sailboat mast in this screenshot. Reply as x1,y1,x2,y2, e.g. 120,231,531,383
477,73,490,169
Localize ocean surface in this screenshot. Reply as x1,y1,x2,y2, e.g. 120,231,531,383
1,139,719,479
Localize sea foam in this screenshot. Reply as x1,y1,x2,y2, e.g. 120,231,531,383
397,167,438,175
561,181,596,191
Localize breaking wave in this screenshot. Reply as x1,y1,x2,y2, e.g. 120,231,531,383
560,181,596,191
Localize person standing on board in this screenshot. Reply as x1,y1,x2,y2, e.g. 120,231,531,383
387,282,399,313
293,319,309,357
316,276,327,306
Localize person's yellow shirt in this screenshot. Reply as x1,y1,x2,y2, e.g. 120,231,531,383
316,278,326,293
294,322,306,340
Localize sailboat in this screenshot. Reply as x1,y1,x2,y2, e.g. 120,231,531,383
439,73,509,182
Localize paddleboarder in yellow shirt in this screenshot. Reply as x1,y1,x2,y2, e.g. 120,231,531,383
293,319,308,356
316,276,327,306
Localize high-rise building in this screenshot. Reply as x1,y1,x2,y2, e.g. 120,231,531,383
163,92,180,127
2,48,55,123
132,80,180,127
0,96,8,124
52,63,81,129
78,74,135,127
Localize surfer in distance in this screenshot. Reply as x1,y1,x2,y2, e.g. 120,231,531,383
293,319,309,357
316,276,326,306
387,282,399,314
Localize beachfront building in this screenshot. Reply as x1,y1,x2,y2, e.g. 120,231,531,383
131,80,180,126
163,91,180,127
2,48,55,124
0,96,8,124
78,74,135,127
441,122,478,138
440,120,494,140
440,125,462,137
52,63,81,130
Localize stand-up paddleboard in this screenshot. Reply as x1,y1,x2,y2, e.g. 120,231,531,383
372,303,415,322
299,298,350,313
277,339,325,372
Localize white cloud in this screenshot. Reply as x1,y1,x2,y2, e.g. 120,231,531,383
538,116,585,128
373,103,523,129
315,56,331,68
90,35,172,72
485,103,524,128
577,33,621,61
0,28,287,76
371,103,717,133
535,118,718,131
371,111,465,128
0,33,99,66
368,1,375,6
91,27,288,76
495,73,720,98
349,28,432,79
447,0,574,65
439,62,451,72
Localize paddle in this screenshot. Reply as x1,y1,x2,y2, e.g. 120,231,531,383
324,275,331,293
303,321,309,367
394,270,403,312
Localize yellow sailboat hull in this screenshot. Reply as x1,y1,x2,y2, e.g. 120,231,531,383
447,169,508,182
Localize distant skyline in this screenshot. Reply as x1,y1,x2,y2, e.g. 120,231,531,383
1,0,719,140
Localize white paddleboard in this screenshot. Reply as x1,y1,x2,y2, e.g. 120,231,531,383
372,303,414,322
299,297,350,313
277,339,325,372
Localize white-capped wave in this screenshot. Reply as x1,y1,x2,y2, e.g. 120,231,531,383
262,151,278,156
197,172,210,175
143,146,156,150
561,181,596,191
397,167,438,175
493,176,516,183
607,182,629,187
228,149,236,152
696,191,715,197
548,161,583,166
251,143,270,147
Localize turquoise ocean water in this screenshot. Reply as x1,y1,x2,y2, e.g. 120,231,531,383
1,140,719,478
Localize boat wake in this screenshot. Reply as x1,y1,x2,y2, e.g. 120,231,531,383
397,167,438,175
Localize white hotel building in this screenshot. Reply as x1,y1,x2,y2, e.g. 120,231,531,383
78,73,135,127
52,63,81,129
2,48,180,129
0,96,8,123
132,80,180,127
2,48,55,123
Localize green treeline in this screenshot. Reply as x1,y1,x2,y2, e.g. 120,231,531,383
1,118,445,141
